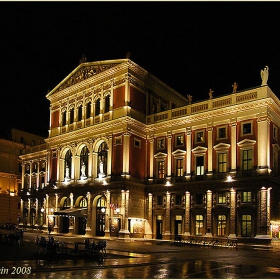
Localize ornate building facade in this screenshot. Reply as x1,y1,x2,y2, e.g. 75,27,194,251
19,59,280,243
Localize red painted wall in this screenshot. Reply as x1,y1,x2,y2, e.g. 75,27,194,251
113,86,125,109
112,135,123,175
51,110,60,128
130,87,146,114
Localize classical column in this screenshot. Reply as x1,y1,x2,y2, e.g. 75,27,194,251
19,199,24,228
85,192,92,236
35,198,38,227
184,191,191,236
207,127,213,175
149,138,154,179
257,117,270,174
186,128,192,178
122,132,130,175
104,190,111,237
119,190,130,237
163,191,171,240
229,188,236,238
257,187,270,236
87,143,93,179
27,198,31,226
69,193,74,234
230,121,237,173
167,133,172,178
21,163,25,190
53,194,59,233
145,193,153,238
107,135,113,178
206,190,212,236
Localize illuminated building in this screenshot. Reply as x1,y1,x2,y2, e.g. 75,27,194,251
19,59,280,244
0,129,45,226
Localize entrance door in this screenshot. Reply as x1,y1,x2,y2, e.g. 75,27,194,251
156,220,162,239
78,217,86,235
175,220,182,235
96,212,105,236
62,217,69,233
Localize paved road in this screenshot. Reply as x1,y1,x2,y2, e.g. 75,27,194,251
0,231,280,278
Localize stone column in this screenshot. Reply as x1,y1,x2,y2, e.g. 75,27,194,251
230,121,237,173
229,188,236,238
163,191,171,240
68,193,74,234
19,199,24,228
104,190,111,237
53,194,59,233
119,190,130,237
149,138,154,179
167,133,172,178
207,127,213,175
122,132,130,175
107,136,113,178
35,198,38,227
85,192,92,236
145,193,153,238
206,190,212,236
21,163,25,190
257,187,270,236
184,191,191,236
186,128,192,179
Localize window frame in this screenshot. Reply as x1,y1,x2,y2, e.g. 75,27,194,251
241,121,253,136
195,130,205,144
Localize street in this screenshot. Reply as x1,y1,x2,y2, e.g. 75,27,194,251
0,232,280,278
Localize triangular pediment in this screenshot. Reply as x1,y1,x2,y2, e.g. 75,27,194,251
47,59,127,98
172,149,186,156
192,146,207,154
237,139,256,147
213,143,230,151
154,152,167,159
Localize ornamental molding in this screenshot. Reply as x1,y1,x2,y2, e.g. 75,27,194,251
213,143,231,151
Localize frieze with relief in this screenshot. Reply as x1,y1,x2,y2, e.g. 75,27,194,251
56,64,116,93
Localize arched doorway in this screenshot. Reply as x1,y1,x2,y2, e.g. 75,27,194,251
96,196,106,236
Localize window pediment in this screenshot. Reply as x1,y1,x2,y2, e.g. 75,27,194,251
237,139,256,148
192,146,207,154
172,149,186,157
154,152,167,159
213,143,230,151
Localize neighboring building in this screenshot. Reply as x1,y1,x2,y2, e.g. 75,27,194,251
19,59,280,244
0,129,45,226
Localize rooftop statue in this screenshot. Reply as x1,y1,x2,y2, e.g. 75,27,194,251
187,94,192,104
232,82,238,93
209,89,214,99
260,66,269,86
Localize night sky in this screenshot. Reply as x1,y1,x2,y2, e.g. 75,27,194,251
1,2,280,138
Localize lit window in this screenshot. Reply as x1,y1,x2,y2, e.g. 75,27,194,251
218,193,226,204
217,215,226,236
241,214,251,237
157,138,165,149
242,191,252,203
218,153,227,173
243,149,253,170
158,161,165,179
195,215,203,235
176,134,184,146
176,158,184,177
196,131,204,143
196,156,204,175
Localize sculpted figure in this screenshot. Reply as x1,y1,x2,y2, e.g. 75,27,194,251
260,66,269,86
209,89,214,99
99,160,104,174
187,94,192,104
232,82,238,93
81,162,86,177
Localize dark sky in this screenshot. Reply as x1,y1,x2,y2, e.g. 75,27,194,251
1,1,280,137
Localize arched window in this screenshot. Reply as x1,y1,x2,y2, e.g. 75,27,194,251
86,102,91,119
95,99,100,116
78,105,83,121
79,198,87,208
80,146,89,178
70,108,74,124
97,142,108,176
63,198,71,209
62,111,67,126
104,95,110,113
65,150,72,178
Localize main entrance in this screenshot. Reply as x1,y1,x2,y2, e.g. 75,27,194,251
96,196,106,236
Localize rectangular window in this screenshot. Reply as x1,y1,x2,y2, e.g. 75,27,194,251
134,138,141,149
241,214,251,237
242,191,252,203
115,136,122,145
176,134,184,146
196,131,204,143
176,158,184,177
217,215,226,236
62,111,67,126
157,138,165,149
195,215,203,235
196,156,204,175
70,108,74,124
175,195,182,205
218,153,227,173
196,194,203,204
242,122,252,135
157,196,163,206
86,102,91,119
243,149,253,170
218,127,227,139
218,193,226,204
78,105,83,121
273,125,278,140
158,161,165,179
